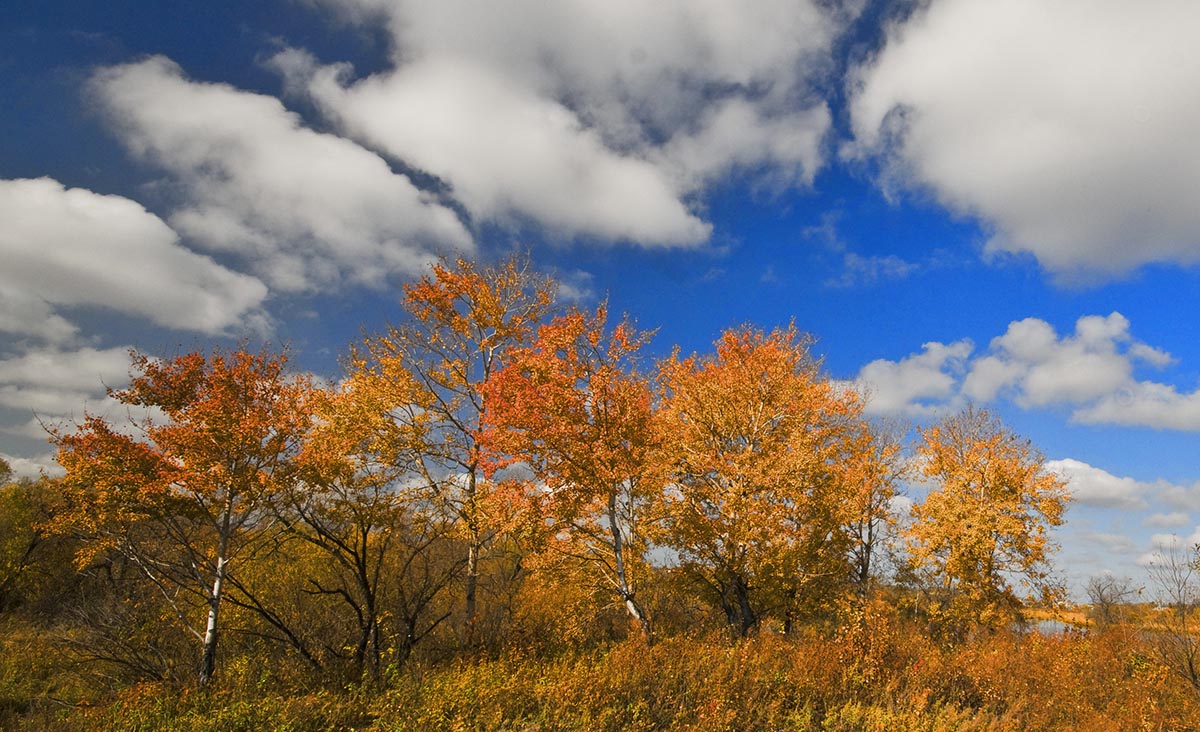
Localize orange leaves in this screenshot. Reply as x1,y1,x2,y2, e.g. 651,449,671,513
51,346,313,568
655,324,873,631
102,349,312,500
483,304,657,497
483,305,660,634
402,257,556,358
354,257,558,640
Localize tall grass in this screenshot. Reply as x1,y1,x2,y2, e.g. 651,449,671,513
16,616,1195,732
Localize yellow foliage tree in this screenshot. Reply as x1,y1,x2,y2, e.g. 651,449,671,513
656,325,867,635
904,405,1069,632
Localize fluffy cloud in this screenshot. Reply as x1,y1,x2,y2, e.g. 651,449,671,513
850,0,1200,278
1074,383,1200,431
1044,458,1147,510
963,314,1149,407
859,312,1200,430
278,0,848,245
0,345,133,420
91,56,472,293
0,177,267,338
287,54,709,245
857,339,971,416
0,452,62,480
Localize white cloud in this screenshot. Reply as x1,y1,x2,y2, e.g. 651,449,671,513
0,286,78,344
849,0,1200,278
826,251,918,288
0,177,267,337
91,56,472,293
862,311,1200,430
657,97,828,192
0,452,62,480
857,339,971,416
888,494,914,521
289,54,709,245
971,314,1138,408
279,0,849,246
0,346,133,419
554,270,596,304
1158,482,1200,513
1044,458,1147,509
1145,512,1190,529
1150,533,1188,551
1078,531,1139,556
1073,382,1200,431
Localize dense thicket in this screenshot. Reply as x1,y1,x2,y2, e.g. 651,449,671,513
1,258,1195,730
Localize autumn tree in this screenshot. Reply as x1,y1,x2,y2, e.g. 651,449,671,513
350,257,556,645
483,305,661,640
0,467,75,613
903,405,1069,633
1085,573,1138,628
1147,542,1200,689
843,418,907,596
0,461,46,610
656,325,866,636
52,348,311,687
277,367,462,681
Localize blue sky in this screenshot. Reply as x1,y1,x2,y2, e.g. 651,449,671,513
4,0,1200,596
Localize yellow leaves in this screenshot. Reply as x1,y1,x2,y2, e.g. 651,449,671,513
904,405,1070,629
655,325,876,628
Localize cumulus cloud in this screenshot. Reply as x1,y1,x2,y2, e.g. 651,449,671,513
1158,482,1200,513
1044,458,1147,510
857,339,971,416
849,0,1200,278
277,0,849,245
859,312,1200,430
0,452,62,480
0,345,133,421
964,313,1143,407
91,56,472,293
1074,383,1200,431
287,54,709,245
0,177,267,337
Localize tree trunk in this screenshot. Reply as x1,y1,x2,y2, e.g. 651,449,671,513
725,574,757,637
462,469,480,648
198,553,227,688
199,493,234,688
609,492,651,642
463,539,479,647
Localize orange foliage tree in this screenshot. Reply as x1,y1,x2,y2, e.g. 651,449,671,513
903,405,1069,632
483,305,661,640
349,257,556,644
52,348,312,687
655,325,868,635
